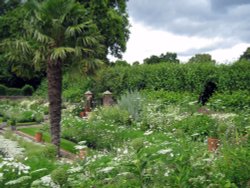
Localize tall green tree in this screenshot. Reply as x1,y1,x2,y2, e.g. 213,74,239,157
0,4,45,88
160,52,180,63
3,0,105,155
143,52,180,64
79,0,130,59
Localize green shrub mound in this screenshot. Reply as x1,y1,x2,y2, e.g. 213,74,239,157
0,84,34,96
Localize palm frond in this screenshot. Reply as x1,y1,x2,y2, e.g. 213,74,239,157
1,39,33,59
50,47,75,60
33,30,55,45
65,21,92,38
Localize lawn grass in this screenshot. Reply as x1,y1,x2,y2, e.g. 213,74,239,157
18,127,77,153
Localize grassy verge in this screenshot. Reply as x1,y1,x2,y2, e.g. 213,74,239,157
18,127,77,153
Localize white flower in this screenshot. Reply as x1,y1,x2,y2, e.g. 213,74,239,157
188,101,197,105
5,176,31,186
74,145,87,150
67,166,83,174
97,167,114,173
123,148,128,154
191,133,200,137
30,168,47,174
0,135,25,158
78,141,87,145
144,130,153,136
157,149,173,155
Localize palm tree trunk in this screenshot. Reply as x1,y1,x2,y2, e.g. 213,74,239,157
47,59,62,156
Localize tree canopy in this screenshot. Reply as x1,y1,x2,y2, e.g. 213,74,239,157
143,52,180,64
188,53,216,64
0,0,130,88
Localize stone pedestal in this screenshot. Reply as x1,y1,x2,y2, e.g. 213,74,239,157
103,90,114,106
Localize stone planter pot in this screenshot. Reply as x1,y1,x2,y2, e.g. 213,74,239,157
35,132,43,142
79,111,85,117
208,137,219,152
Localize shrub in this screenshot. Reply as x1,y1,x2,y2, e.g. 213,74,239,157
22,85,34,96
90,106,131,126
42,144,57,159
117,91,144,122
215,145,250,187
0,84,7,95
34,113,44,123
16,111,34,123
50,167,68,187
6,88,22,96
208,91,250,112
174,115,218,140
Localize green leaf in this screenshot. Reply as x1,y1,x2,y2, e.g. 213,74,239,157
50,47,75,60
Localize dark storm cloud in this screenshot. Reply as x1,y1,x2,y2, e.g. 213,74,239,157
128,0,250,48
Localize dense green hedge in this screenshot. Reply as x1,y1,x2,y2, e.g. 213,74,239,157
35,60,250,101
92,60,250,98
0,84,34,96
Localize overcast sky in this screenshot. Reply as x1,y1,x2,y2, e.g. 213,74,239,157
120,0,250,63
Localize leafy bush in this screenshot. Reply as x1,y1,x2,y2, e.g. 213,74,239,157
90,106,131,126
22,85,34,96
42,144,57,159
6,88,22,96
16,111,34,123
34,113,44,123
51,167,68,187
0,84,7,95
215,145,250,187
208,90,250,112
0,85,34,96
174,115,218,139
117,90,144,122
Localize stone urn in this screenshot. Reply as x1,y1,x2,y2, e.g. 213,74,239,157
35,132,43,142
208,137,219,152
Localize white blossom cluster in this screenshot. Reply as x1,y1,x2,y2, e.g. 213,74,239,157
210,112,237,121
0,135,25,158
0,157,30,175
31,175,59,188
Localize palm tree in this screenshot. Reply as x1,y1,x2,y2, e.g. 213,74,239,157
2,0,104,156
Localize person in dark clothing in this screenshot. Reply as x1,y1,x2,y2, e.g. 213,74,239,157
198,81,217,105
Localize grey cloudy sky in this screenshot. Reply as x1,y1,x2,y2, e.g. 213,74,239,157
121,0,250,63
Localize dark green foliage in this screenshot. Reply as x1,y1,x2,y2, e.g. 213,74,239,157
22,85,34,96
208,90,250,112
143,52,180,64
0,84,34,96
215,145,250,187
79,0,130,58
0,84,7,95
7,87,22,96
188,53,216,64
174,115,218,139
51,167,68,187
239,47,250,61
